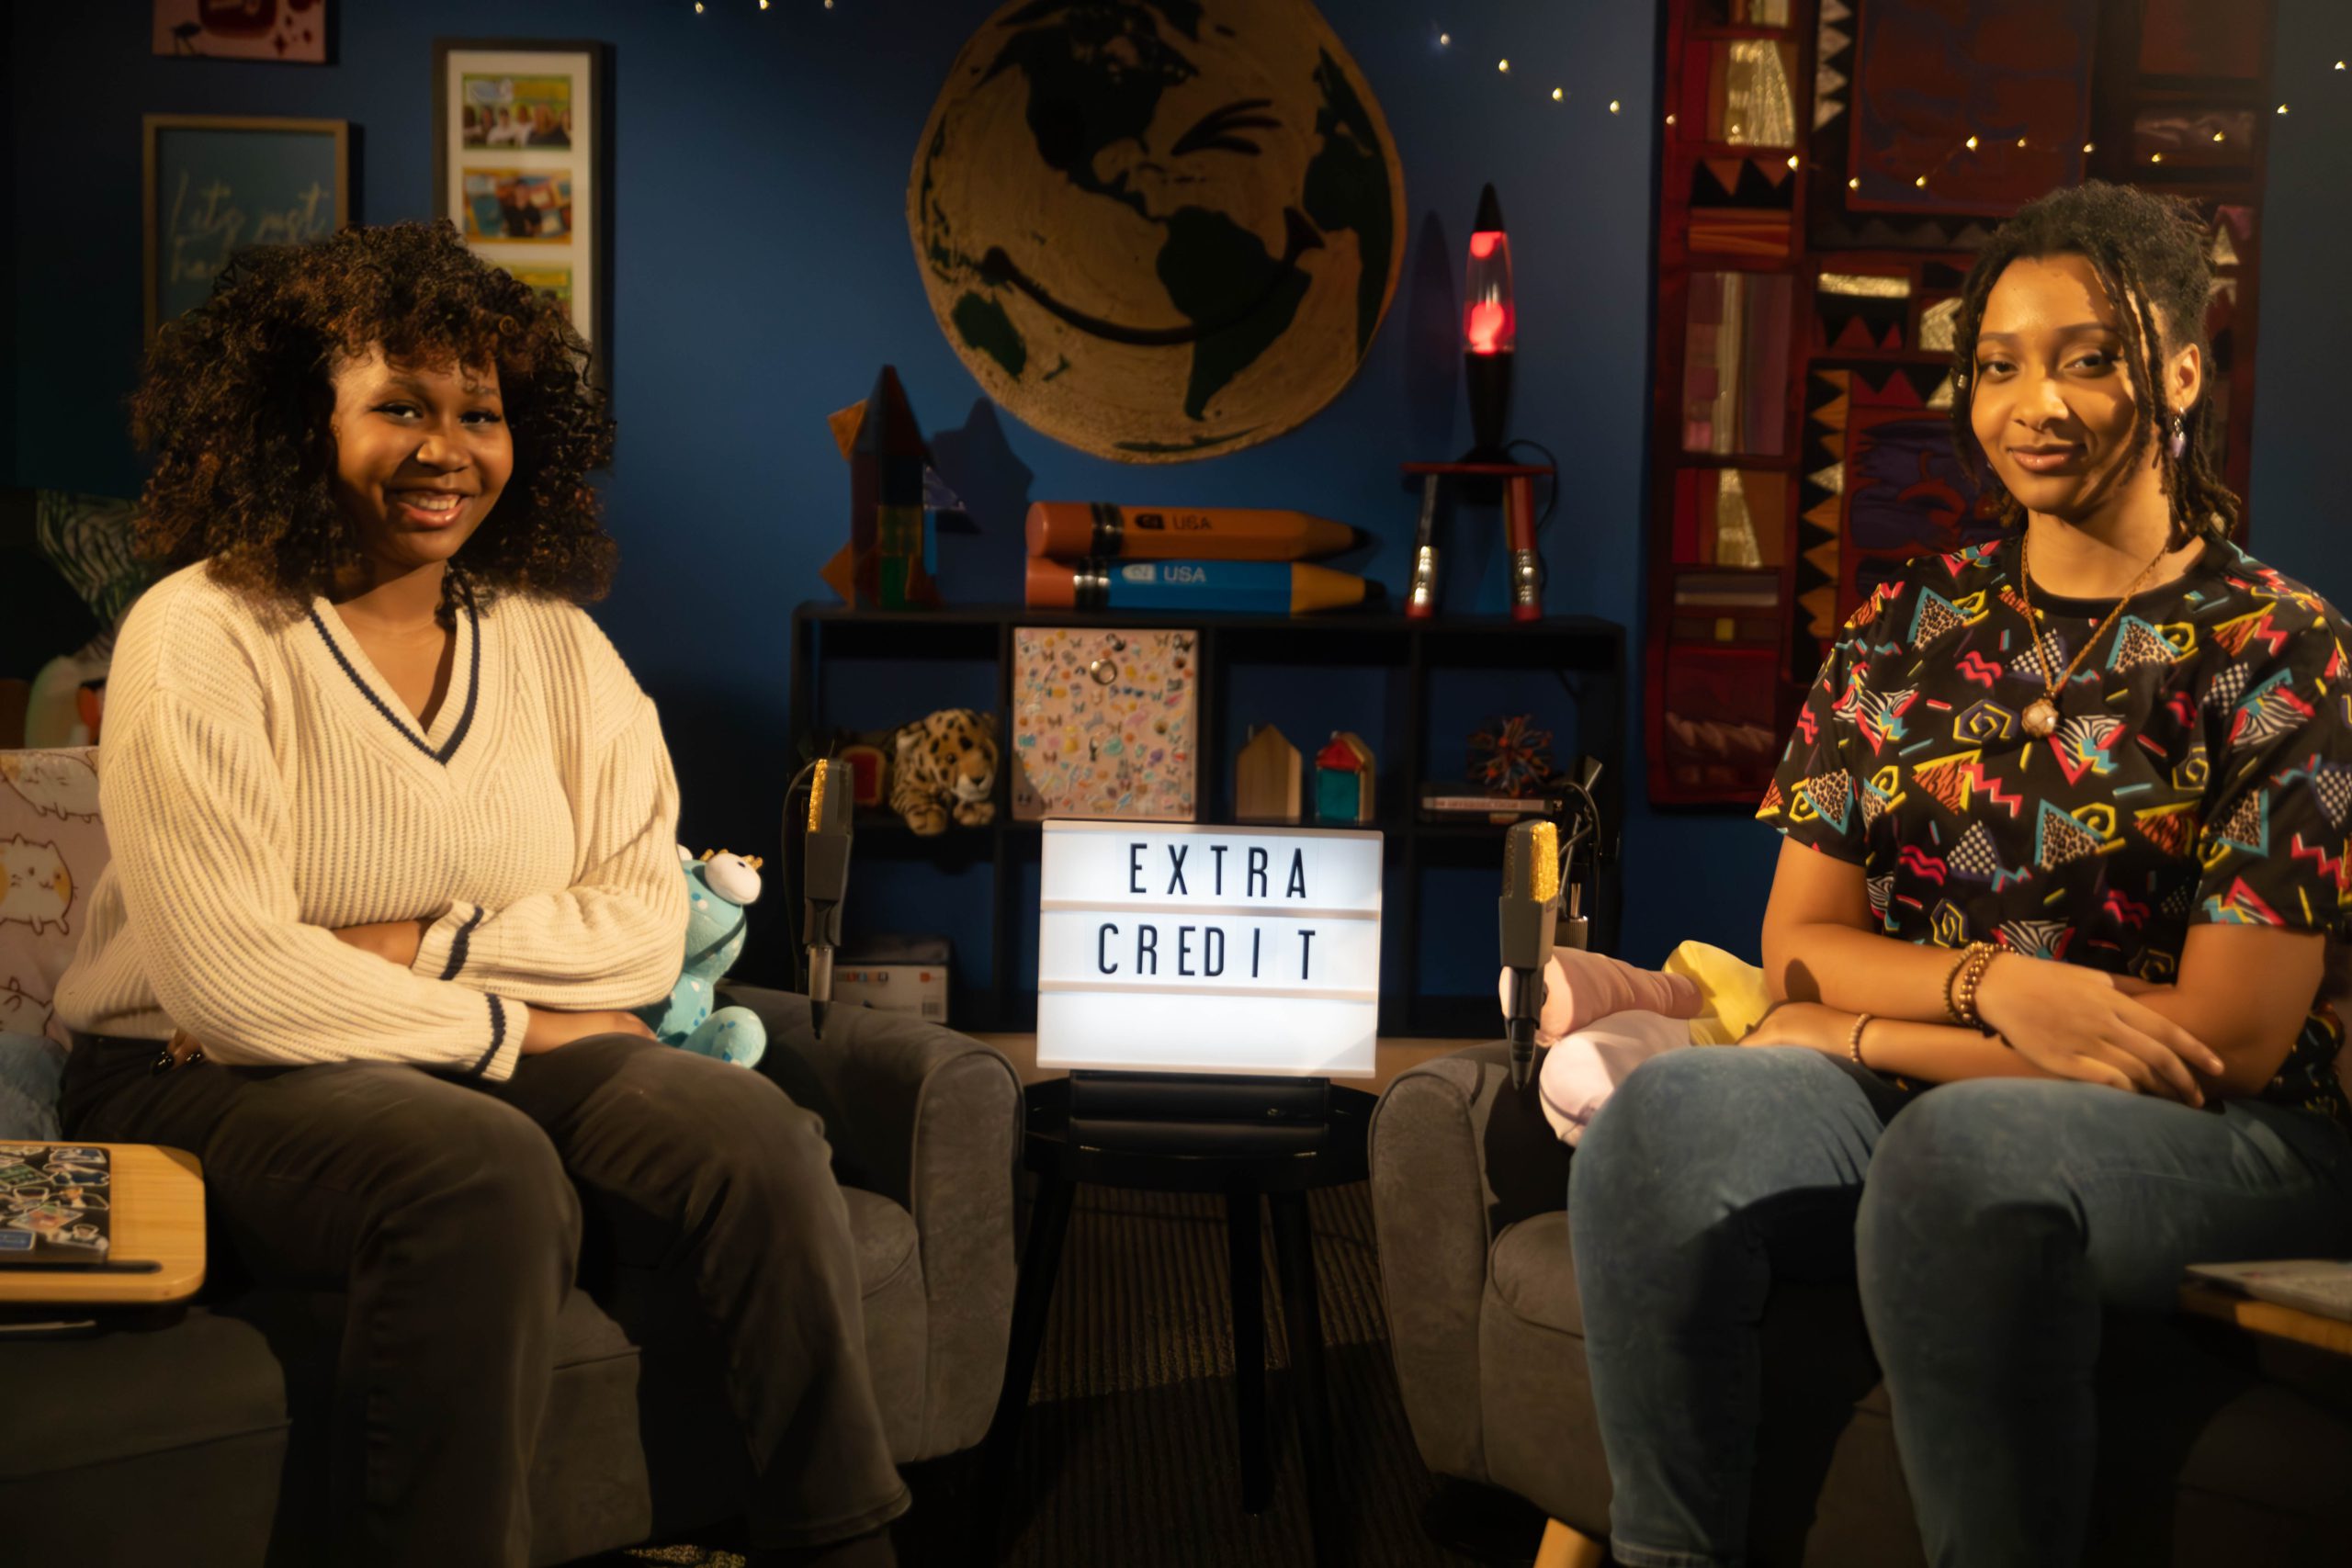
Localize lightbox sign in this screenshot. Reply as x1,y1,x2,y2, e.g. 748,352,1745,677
1036,820,1383,1078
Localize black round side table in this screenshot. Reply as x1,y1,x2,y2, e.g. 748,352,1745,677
974,1077,1375,1568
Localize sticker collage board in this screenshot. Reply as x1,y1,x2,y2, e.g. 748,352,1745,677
0,1145,113,1262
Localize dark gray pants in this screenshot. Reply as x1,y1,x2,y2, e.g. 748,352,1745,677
62,1031,909,1567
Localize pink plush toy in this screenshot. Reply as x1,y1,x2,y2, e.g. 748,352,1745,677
1533,1011,1693,1145
1496,947,1703,1046
1498,944,1777,1145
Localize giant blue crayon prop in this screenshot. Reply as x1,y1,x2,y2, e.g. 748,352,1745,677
1025,557,1375,615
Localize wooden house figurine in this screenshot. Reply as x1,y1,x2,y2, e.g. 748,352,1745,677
1234,725,1302,822
1314,731,1376,825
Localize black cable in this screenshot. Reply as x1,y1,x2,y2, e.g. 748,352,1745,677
1553,773,1603,947
1555,775,1600,876
779,760,820,991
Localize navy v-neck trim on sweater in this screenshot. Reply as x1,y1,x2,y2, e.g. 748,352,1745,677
306,592,482,765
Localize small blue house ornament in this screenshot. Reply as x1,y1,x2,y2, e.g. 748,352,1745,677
1314,732,1375,825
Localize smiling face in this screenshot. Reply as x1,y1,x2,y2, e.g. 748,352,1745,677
1968,253,2202,525
327,345,513,585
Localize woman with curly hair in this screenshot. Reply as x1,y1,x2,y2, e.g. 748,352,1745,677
1566,181,2352,1565
53,221,905,1567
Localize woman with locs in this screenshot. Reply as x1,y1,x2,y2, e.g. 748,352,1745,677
52,221,904,1568
1569,181,2352,1566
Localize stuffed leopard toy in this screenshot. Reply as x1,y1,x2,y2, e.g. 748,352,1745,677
889,709,998,835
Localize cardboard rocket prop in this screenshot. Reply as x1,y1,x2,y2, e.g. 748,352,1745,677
822,365,946,609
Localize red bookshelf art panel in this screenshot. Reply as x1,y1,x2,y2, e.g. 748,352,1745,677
1847,0,2096,216
1657,644,1781,800
2137,0,2267,79
1643,0,2270,807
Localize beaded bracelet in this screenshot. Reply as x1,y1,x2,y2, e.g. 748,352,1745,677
1941,942,1989,1024
1951,943,2000,1032
1847,1012,1874,1068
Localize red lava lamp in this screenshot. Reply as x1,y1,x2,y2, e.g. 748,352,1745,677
1405,183,1546,622
1463,183,1515,459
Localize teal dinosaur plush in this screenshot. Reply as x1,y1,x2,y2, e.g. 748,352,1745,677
636,846,768,1068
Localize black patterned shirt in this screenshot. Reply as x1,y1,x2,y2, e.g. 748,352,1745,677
1758,531,2352,1122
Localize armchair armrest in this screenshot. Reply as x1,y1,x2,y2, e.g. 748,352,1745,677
721,986,1015,1207
721,985,1022,1452
1368,1041,1574,1483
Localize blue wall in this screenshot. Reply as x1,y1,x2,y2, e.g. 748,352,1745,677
8,1,2349,997
2243,5,2352,598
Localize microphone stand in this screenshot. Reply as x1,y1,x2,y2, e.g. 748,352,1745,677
1498,760,1607,1092
1555,758,1604,961
798,757,854,1039
1498,820,1560,1091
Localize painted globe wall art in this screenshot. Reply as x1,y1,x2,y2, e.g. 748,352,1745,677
909,0,1406,463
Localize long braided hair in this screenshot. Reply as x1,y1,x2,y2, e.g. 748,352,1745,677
1947,180,2240,546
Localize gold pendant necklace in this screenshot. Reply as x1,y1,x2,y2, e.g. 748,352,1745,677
2015,531,2174,739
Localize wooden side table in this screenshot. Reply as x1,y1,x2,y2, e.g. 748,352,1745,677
0,1143,205,1307
2178,1281,2352,1359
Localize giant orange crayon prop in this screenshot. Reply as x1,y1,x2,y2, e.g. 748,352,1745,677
1026,502,1361,562
1026,558,1375,615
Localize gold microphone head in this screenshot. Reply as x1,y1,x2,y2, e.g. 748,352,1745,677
808,759,829,831
1529,820,1559,902
1504,819,1559,901
1523,822,1561,893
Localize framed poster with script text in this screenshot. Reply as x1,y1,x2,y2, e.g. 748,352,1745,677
142,115,347,339
1035,820,1382,1078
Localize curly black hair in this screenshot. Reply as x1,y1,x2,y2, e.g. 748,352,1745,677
130,220,616,618
1949,180,2239,544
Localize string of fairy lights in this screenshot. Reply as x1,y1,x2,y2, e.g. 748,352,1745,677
1860,58,2343,190
1429,21,2346,181
692,6,2341,156
1437,27,1623,115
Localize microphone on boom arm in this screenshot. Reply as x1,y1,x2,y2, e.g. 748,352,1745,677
1499,819,1560,1091
1498,758,1607,1090
801,757,854,1039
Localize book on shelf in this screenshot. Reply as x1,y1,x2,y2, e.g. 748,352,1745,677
2184,1259,2352,1323
1418,784,1575,824
1671,570,1780,609
1671,592,1779,610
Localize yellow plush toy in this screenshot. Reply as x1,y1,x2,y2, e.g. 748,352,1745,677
1664,942,1773,1044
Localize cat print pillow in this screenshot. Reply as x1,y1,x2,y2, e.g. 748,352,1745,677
0,750,108,1045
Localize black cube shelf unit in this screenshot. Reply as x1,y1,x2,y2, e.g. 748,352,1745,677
788,602,1626,1036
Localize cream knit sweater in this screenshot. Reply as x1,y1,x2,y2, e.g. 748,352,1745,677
53,561,686,1083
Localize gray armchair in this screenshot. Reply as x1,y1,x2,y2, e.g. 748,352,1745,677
0,987,1021,1567
1370,1043,2352,1566
728,985,1023,1464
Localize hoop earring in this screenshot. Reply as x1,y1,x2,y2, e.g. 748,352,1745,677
2167,412,2187,461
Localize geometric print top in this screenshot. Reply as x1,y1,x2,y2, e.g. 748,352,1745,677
1757,531,2352,1122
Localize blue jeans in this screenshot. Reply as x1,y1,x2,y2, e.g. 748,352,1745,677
1567,1046,2352,1568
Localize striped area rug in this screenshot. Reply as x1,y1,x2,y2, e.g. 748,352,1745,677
968,1179,1481,1567
623,1180,1512,1567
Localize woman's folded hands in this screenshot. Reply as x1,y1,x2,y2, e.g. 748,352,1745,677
1977,957,2220,1104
